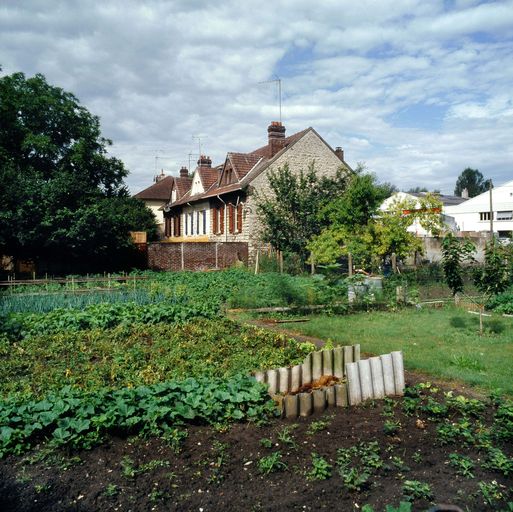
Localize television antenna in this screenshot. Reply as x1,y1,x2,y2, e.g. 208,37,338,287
192,135,208,158
259,75,282,123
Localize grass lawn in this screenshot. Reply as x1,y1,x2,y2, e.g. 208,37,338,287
276,306,513,396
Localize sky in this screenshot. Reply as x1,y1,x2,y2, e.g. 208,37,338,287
1,0,513,195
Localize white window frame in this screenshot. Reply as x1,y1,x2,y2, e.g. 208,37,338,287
497,211,513,221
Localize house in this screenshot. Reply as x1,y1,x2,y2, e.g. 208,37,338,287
445,179,513,240
133,171,176,235
162,121,351,260
379,191,468,236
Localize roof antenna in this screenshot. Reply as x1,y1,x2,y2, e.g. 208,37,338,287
192,135,208,159
259,75,282,123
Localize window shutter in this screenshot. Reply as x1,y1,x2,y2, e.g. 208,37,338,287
228,204,235,234
237,203,243,233
220,205,225,234
212,207,218,234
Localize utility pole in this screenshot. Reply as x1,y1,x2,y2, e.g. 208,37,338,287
489,179,494,242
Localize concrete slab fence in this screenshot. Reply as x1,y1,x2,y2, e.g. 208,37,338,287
253,346,405,419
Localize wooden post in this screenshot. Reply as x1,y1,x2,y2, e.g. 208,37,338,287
391,253,397,273
348,253,353,276
310,253,315,275
71,275,75,293
254,249,260,275
279,251,284,274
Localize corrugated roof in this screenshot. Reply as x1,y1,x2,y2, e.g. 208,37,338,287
134,176,174,201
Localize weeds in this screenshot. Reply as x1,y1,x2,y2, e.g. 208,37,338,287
402,480,433,502
306,415,333,435
258,451,287,474
306,453,332,481
448,453,474,478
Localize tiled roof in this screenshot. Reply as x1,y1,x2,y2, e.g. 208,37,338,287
174,176,193,199
409,192,469,206
134,176,174,201
198,167,221,190
166,126,313,208
227,153,262,180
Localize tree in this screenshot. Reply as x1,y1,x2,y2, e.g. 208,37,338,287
0,71,157,272
308,171,443,269
441,233,475,296
454,168,490,197
255,163,348,264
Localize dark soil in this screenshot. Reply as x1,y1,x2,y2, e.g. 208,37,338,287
1,374,511,512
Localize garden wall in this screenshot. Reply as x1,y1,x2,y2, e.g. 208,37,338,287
148,242,248,271
254,345,405,418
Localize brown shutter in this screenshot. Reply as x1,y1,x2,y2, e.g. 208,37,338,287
237,203,243,233
220,205,225,234
228,204,234,234
212,207,218,234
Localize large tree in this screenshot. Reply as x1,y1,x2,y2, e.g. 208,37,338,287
255,163,348,264
0,71,157,272
454,168,489,197
309,171,444,269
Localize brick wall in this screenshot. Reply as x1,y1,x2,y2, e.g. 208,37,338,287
148,242,248,271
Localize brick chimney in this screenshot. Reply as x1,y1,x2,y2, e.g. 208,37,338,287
179,166,189,178
197,155,212,169
268,121,286,157
154,169,166,182
335,147,344,161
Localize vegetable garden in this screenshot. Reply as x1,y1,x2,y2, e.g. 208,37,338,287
1,268,512,511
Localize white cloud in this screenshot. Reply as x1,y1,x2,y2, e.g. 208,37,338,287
1,0,513,195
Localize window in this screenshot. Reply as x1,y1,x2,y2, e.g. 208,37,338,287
479,212,492,221
202,210,207,234
189,212,194,235
173,215,180,237
497,211,513,221
184,213,188,235
212,206,224,234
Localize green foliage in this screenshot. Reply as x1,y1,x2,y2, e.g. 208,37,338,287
473,242,511,297
0,71,157,271
401,480,433,502
276,424,298,448
448,453,475,478
454,168,489,198
482,447,513,476
256,163,348,263
362,503,412,512
306,415,333,435
0,318,310,398
383,419,401,435
0,374,277,458
493,399,513,441
336,441,383,491
257,451,287,474
306,453,332,480
478,480,506,506
487,289,513,314
441,233,475,295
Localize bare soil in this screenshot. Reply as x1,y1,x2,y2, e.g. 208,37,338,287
1,373,511,512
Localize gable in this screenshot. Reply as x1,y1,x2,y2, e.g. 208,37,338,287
190,170,204,196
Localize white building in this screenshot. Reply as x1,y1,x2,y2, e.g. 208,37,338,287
380,191,466,236
445,180,513,240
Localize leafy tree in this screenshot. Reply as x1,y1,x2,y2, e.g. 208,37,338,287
0,71,157,272
441,233,475,295
454,168,490,197
309,173,443,269
255,163,348,264
473,241,510,296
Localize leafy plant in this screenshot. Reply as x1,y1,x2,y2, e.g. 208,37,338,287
306,416,333,435
448,453,474,478
277,425,298,448
306,453,332,480
103,483,120,497
340,467,370,492
482,447,513,477
258,451,287,474
402,480,433,502
383,419,401,435
441,234,475,296
478,480,506,506
259,437,273,449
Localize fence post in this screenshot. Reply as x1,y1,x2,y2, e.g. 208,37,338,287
391,253,397,273
348,253,353,276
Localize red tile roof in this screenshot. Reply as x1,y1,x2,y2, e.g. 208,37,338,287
134,176,174,201
174,176,193,199
165,126,314,208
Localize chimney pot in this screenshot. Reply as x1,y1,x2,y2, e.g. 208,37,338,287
268,121,286,157
198,155,212,168
335,147,344,161
179,166,189,178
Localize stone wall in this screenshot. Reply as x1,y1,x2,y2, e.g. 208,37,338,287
148,241,248,271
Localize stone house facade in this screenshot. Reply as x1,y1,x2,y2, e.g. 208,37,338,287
161,122,351,261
